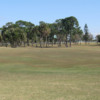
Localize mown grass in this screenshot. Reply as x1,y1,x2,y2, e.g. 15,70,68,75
0,46,100,100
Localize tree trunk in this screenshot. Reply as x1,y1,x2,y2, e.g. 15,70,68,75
31,39,34,47
52,39,54,47
27,38,29,46
57,35,61,47
35,36,37,47
46,36,48,48
5,41,8,47
48,38,50,47
40,36,42,48
35,41,37,47
1,40,4,46
24,41,26,47
69,33,71,47
65,34,68,47
58,38,61,47
85,41,87,45
6,42,8,47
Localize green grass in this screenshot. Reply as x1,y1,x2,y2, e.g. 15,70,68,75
0,46,100,100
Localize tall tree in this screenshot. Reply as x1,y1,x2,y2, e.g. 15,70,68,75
44,24,51,47
49,23,58,46
83,24,89,44
1,22,25,47
62,16,79,47
30,25,39,47
55,19,65,47
38,21,51,48
16,20,34,46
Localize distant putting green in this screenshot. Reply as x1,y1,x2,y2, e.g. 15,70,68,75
0,46,100,100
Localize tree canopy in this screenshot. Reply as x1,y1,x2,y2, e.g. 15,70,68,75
0,16,93,48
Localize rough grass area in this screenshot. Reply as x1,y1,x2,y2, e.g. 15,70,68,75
0,46,100,100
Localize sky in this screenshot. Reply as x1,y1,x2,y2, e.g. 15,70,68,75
0,0,100,37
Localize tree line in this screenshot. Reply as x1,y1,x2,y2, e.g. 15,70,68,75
0,16,94,48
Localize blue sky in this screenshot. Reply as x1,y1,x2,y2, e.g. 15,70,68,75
0,0,100,37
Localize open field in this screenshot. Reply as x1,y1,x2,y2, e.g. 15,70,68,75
0,46,100,100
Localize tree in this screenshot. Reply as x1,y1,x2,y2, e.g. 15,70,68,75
45,25,51,47
1,22,14,47
72,27,83,44
96,35,100,44
1,26,7,46
38,21,51,48
49,23,58,46
55,19,65,47
5,27,24,47
31,25,39,47
16,20,34,46
83,24,89,44
62,16,79,47
1,22,25,47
